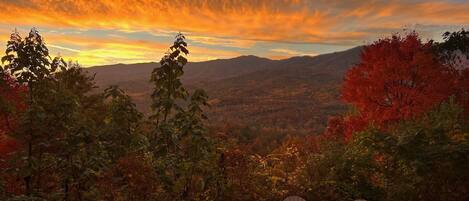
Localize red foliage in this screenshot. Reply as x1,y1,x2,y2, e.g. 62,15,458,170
0,74,26,161
324,115,367,142
0,73,26,195
324,116,346,141
343,116,367,139
342,33,458,125
97,154,160,201
0,137,18,164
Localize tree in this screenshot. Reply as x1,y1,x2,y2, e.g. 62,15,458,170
101,85,144,161
50,64,108,201
149,33,218,200
433,29,469,121
434,29,469,68
342,32,458,126
324,115,367,142
1,28,66,196
314,30,469,201
97,153,159,201
0,72,26,152
149,33,190,163
150,33,189,126
342,100,469,201
35,63,146,201
0,71,27,197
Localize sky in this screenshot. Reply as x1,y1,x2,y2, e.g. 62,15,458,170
0,0,468,67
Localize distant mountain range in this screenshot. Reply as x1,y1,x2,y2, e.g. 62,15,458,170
87,46,363,133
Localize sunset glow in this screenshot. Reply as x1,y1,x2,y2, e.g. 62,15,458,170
0,0,468,66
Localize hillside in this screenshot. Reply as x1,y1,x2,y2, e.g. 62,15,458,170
87,47,362,133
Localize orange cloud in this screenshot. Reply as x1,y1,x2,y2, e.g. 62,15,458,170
0,0,468,66
0,1,406,45
189,35,255,48
9,32,241,66
0,1,326,42
1,0,467,45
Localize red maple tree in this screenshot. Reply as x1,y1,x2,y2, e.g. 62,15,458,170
342,33,458,125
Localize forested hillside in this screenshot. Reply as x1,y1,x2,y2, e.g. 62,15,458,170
88,47,362,133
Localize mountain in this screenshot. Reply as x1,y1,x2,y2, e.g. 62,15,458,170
87,47,363,133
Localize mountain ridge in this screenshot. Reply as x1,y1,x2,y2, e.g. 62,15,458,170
87,46,363,133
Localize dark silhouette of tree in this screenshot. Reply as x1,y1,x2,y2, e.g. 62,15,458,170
434,29,469,121
1,28,66,196
150,33,189,125
149,33,218,200
434,29,469,67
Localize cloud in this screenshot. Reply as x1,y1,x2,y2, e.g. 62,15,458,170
188,35,255,48
48,44,81,53
1,0,467,45
270,48,318,56
0,0,468,65
27,32,241,66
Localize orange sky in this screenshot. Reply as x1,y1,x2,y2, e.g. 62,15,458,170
0,0,468,66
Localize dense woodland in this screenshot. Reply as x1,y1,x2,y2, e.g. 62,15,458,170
0,28,468,201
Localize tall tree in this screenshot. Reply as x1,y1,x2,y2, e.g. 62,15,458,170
1,28,66,196
150,34,217,200
150,33,188,126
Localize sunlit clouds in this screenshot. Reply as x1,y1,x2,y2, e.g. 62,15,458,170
0,0,468,66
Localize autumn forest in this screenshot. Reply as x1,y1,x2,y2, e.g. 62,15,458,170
1,15,469,201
